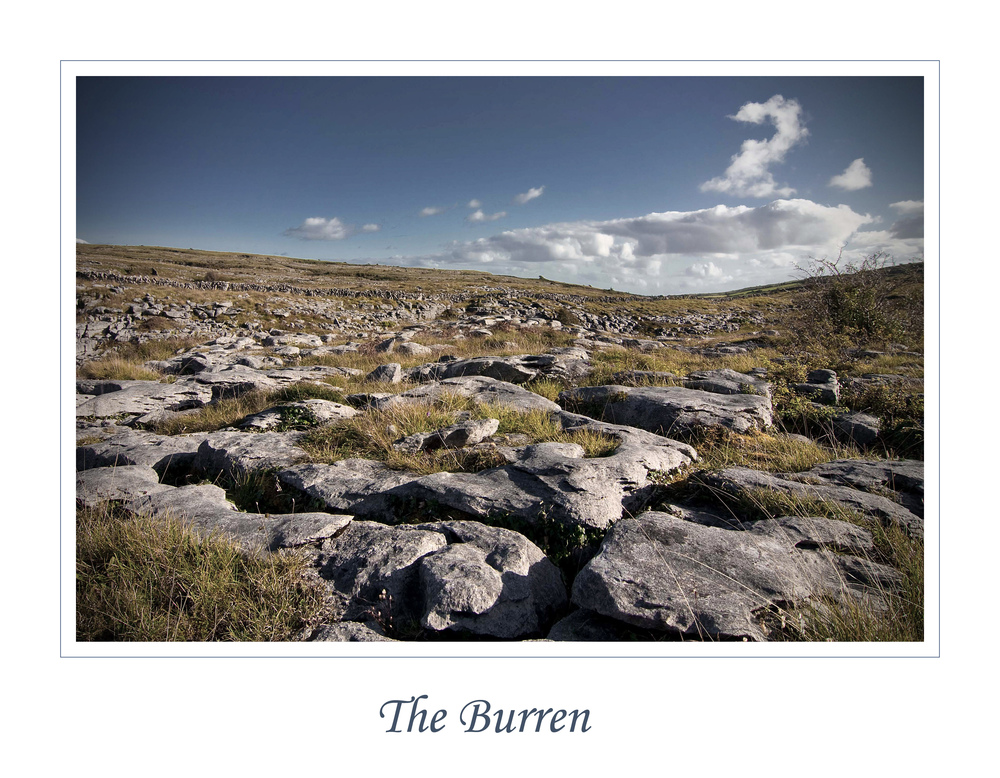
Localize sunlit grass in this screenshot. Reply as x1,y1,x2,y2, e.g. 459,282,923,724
77,502,328,641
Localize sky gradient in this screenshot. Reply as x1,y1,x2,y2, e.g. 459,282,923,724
76,76,924,294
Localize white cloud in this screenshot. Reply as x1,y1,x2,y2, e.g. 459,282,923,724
284,216,354,241
513,186,545,205
829,158,873,190
388,198,886,292
76,238,89,244
466,209,507,223
420,206,447,217
467,199,482,209
700,95,808,198
890,200,924,216
686,261,724,278
361,223,381,233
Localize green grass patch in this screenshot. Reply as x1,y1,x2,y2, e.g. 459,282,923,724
688,427,861,473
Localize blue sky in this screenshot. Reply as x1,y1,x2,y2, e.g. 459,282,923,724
77,76,924,294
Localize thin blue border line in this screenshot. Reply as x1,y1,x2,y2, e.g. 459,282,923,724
63,62,939,659
60,61,63,657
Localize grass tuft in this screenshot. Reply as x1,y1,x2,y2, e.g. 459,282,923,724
76,502,328,641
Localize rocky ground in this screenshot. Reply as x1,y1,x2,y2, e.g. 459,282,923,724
75,246,925,642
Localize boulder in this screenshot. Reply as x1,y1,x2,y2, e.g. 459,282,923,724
237,399,357,431
572,511,901,641
792,369,840,405
366,363,403,384
413,521,568,638
560,384,773,436
193,431,310,478
698,465,923,537
304,519,567,638
831,411,880,447
392,418,500,454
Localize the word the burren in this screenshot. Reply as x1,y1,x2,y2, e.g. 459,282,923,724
379,696,592,733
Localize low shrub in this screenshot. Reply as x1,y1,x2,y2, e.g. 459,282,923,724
797,251,922,349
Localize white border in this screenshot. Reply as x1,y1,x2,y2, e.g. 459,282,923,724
62,60,939,659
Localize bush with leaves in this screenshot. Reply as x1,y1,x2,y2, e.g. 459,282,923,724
797,250,921,348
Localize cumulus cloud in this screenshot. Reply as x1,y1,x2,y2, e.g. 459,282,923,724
466,209,507,223
829,158,873,190
374,198,921,294
513,186,545,205
420,206,447,217
76,238,89,244
700,95,808,198
284,216,354,241
361,223,381,233
467,199,482,208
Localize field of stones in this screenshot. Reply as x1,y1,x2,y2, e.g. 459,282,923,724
75,244,925,643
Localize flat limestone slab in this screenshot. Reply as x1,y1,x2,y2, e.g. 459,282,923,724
560,384,773,436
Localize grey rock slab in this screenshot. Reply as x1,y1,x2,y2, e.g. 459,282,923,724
77,429,210,477
309,521,448,623
307,622,398,642
699,465,923,537
76,380,213,418
396,341,433,357
547,610,639,641
392,418,500,454
179,365,280,400
560,384,773,436
237,399,357,431
284,415,694,530
279,460,423,514
76,465,172,507
262,365,363,385
366,362,403,384
572,511,901,641
376,377,560,413
193,431,310,478
684,368,772,400
123,482,350,552
807,459,923,518
404,350,590,386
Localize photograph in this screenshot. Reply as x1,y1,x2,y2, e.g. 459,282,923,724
70,71,931,653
